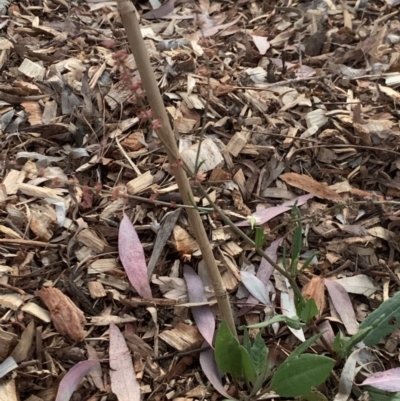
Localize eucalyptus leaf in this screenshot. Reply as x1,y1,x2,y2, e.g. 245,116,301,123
269,354,335,397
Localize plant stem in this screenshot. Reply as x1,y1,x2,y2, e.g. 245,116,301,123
116,0,237,337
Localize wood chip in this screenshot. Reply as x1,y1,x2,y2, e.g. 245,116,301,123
87,281,107,299
158,322,203,351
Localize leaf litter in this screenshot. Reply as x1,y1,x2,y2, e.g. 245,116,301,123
0,0,400,400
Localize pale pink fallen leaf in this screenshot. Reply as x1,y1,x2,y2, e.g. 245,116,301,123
257,238,283,283
109,323,140,401
201,16,242,37
238,238,282,316
334,275,378,296
241,271,270,305
199,342,237,400
361,367,400,392
281,278,305,341
118,214,152,299
183,265,215,347
236,194,313,227
55,360,99,401
86,344,104,391
324,278,358,335
143,0,176,19
252,36,270,55
316,320,335,349
334,349,360,401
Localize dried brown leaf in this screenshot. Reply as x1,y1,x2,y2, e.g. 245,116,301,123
280,173,341,201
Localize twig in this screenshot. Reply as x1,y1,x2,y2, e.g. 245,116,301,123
290,143,400,160
115,136,142,176
152,344,211,361
0,239,63,248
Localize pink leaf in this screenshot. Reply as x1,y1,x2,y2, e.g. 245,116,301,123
86,345,104,391
143,0,176,19
199,342,238,400
201,16,242,37
236,194,313,227
324,279,358,335
361,367,400,392
183,265,215,347
238,238,282,316
109,323,140,401
241,271,270,305
281,280,305,342
118,214,152,299
55,360,99,401
257,238,283,284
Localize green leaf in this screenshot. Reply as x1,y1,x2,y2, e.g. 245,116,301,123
335,326,374,358
255,227,265,250
290,206,302,276
215,321,243,380
240,346,256,384
282,243,287,270
286,333,322,361
250,332,268,376
243,315,301,330
367,387,400,401
332,332,342,354
299,298,319,324
243,327,251,354
299,251,319,272
297,390,328,401
359,291,400,347
250,355,272,398
269,354,335,397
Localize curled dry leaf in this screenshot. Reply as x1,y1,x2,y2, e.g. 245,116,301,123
118,214,152,299
37,287,86,341
334,349,360,401
55,360,99,401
